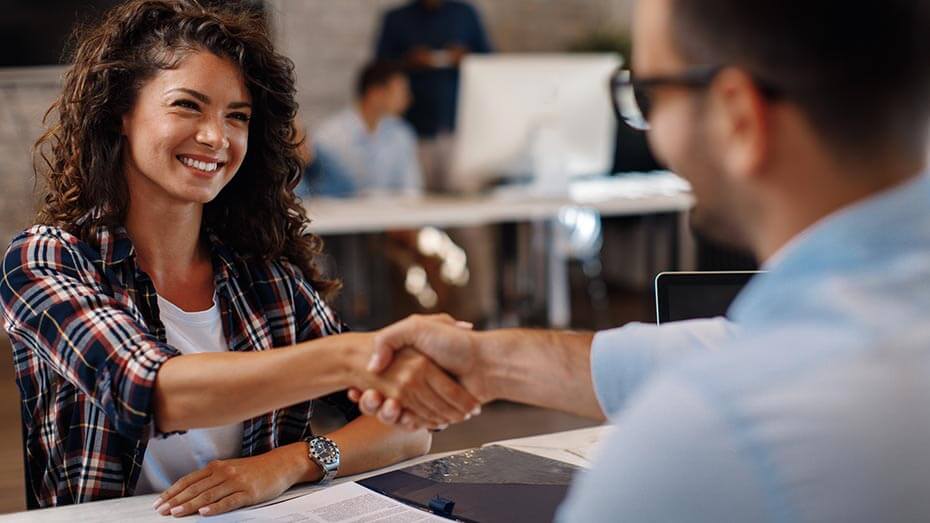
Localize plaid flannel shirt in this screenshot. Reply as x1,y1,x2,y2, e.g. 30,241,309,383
1,224,356,508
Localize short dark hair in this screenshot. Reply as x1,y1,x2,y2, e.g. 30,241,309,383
355,61,405,98
669,0,930,158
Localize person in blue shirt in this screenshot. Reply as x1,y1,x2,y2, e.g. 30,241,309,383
350,0,930,520
304,61,423,198
375,0,492,190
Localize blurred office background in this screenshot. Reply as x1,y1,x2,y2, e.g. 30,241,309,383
0,0,755,513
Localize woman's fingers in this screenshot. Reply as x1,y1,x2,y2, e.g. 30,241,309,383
347,387,362,402
396,384,450,427
425,366,481,420
155,467,214,514
359,389,385,416
377,397,402,424
198,491,251,517
167,482,239,517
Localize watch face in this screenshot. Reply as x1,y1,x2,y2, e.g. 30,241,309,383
313,439,339,464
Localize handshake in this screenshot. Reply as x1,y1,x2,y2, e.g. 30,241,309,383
349,314,491,431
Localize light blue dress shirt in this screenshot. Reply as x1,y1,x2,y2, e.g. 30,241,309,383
311,107,423,197
559,172,930,522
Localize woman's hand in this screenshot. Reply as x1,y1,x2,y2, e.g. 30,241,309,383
153,443,315,517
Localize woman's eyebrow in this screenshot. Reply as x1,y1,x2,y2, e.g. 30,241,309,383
166,87,210,102
165,87,251,109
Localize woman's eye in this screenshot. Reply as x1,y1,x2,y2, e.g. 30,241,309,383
229,112,251,123
172,99,200,110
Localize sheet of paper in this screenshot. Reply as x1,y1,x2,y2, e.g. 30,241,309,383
204,482,446,523
487,426,612,467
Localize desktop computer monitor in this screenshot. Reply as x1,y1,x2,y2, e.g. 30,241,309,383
448,54,621,192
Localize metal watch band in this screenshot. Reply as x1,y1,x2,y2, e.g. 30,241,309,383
305,435,340,484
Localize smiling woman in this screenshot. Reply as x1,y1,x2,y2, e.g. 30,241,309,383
0,0,481,516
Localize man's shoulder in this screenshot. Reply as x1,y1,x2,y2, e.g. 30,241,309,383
380,116,417,141
444,1,480,15
383,2,418,20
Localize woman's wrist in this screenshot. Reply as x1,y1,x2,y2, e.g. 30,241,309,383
334,332,375,390
279,442,324,485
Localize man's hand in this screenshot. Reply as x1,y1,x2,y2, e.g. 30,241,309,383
153,444,308,517
351,314,493,430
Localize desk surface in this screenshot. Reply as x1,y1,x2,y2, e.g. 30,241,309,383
4,426,609,522
305,174,693,235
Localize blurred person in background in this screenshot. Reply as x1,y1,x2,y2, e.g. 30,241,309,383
304,61,422,198
375,0,491,191
375,0,497,326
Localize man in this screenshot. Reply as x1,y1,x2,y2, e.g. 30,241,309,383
357,0,930,519
375,0,492,191
374,1,497,326
307,61,422,197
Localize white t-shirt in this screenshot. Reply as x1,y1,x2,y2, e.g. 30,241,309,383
134,294,244,495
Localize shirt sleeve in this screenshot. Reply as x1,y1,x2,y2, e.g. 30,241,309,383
557,374,769,522
591,317,737,417
283,261,359,422
466,5,493,53
0,229,180,441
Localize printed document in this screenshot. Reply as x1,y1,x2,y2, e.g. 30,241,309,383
204,481,445,522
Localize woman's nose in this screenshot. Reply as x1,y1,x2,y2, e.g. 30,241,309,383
196,117,229,150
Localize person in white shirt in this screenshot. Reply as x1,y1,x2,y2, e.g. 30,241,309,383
309,61,423,197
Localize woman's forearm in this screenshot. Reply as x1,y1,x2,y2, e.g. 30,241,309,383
152,333,371,432
280,415,431,486
320,415,431,481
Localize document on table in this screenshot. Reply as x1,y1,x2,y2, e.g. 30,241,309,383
488,426,612,467
204,481,446,522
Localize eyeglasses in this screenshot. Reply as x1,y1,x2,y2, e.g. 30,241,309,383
610,65,780,130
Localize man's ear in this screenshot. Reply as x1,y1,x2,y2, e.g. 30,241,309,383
707,67,771,182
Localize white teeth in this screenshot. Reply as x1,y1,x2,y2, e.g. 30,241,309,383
179,156,220,172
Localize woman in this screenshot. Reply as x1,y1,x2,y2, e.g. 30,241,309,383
0,0,478,516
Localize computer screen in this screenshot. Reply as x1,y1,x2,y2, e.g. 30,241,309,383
449,54,620,193
655,271,762,324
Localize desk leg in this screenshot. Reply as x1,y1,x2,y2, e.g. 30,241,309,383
676,210,697,271
546,219,571,329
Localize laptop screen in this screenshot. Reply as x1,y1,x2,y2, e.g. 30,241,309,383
655,271,761,324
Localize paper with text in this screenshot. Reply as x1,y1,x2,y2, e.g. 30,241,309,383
203,482,446,522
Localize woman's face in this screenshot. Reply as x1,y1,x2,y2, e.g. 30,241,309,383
121,50,252,206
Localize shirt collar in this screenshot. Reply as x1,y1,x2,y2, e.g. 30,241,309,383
89,217,240,281
731,171,930,324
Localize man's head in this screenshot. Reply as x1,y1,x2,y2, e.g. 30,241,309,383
632,0,930,256
356,61,412,118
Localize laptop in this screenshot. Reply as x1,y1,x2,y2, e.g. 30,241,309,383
654,271,762,324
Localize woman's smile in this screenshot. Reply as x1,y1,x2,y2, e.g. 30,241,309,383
176,154,227,177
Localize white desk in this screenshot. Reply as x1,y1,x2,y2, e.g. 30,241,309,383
304,174,693,235
4,426,610,522
305,174,694,327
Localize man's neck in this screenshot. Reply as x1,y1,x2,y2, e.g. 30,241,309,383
754,159,926,263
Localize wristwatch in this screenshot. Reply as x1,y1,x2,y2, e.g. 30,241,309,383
305,435,340,484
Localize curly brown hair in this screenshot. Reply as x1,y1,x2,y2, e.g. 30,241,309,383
34,0,338,299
